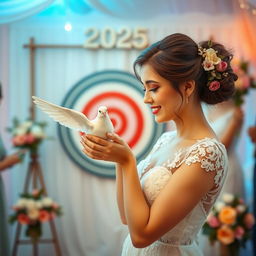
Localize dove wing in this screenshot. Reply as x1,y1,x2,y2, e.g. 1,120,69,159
32,96,92,132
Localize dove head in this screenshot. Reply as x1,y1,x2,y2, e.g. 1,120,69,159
98,106,108,117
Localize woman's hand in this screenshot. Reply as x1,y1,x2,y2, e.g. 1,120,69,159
80,133,135,166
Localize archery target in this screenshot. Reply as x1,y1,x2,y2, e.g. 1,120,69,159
58,70,166,178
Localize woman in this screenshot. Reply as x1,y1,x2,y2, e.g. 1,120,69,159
81,33,237,255
0,83,25,256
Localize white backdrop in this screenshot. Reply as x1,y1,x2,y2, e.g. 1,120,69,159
0,7,256,256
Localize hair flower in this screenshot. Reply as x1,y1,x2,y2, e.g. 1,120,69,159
209,81,220,91
216,61,228,72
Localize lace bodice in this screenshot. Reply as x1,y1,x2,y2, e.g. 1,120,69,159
137,131,228,246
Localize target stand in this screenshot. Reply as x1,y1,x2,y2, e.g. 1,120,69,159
12,152,62,256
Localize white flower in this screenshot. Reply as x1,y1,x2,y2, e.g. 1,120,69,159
236,204,246,214
25,199,37,210
215,201,225,212
16,198,28,208
36,201,43,209
222,193,234,204
14,127,27,136
203,59,215,71
204,48,221,65
42,197,53,207
31,125,45,139
21,121,33,130
28,208,39,220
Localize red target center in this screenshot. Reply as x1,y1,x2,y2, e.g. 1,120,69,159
81,91,143,148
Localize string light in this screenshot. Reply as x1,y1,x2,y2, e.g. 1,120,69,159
64,22,72,32
239,0,256,15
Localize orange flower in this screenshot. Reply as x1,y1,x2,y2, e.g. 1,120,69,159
217,225,235,245
219,206,237,225
38,210,50,222
17,213,30,225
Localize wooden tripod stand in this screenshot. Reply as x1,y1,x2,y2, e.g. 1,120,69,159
12,152,62,256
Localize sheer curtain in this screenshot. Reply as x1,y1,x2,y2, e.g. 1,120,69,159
0,0,54,24
0,1,256,255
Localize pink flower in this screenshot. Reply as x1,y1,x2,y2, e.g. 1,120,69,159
216,61,228,72
244,213,255,229
241,76,250,88
25,133,36,144
12,135,27,146
235,226,245,239
32,189,40,197
209,81,220,91
52,203,59,209
207,215,221,228
18,213,30,225
39,210,50,222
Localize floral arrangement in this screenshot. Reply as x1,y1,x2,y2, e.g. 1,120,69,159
7,118,47,154
9,189,62,241
231,58,256,106
198,41,228,92
202,193,255,253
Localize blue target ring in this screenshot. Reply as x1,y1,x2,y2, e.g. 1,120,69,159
58,70,166,178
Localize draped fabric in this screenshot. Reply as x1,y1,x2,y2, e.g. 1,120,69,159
0,1,256,256
0,0,54,24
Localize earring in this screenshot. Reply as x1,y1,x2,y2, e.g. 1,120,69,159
186,96,189,104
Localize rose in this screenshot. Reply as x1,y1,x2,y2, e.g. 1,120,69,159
12,134,27,146
25,133,36,144
205,48,221,65
216,61,228,72
217,225,235,245
203,59,215,71
209,81,220,91
28,209,40,220
207,214,221,228
243,213,255,229
39,210,51,222
222,193,234,204
18,214,30,225
219,206,237,225
235,226,245,239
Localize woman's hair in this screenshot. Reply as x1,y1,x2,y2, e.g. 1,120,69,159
133,33,237,105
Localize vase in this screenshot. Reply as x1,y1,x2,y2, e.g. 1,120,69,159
220,243,240,256
26,221,42,242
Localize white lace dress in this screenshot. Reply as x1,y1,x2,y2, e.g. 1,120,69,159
121,131,228,256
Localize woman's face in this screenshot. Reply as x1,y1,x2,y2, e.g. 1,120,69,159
140,64,183,123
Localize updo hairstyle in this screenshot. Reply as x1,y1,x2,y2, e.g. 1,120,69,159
133,33,237,105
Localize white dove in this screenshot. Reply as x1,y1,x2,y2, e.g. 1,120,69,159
32,96,114,138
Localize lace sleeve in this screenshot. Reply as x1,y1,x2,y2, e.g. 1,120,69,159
184,139,228,187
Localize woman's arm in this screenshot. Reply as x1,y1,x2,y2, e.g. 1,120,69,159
220,107,243,150
0,153,21,171
81,133,216,248
116,163,127,224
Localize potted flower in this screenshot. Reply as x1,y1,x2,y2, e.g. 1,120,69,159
202,193,255,256
232,59,256,106
7,118,47,155
9,189,62,242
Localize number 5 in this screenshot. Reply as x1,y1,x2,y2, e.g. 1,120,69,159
132,28,149,49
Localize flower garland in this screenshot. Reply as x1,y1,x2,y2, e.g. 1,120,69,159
198,41,228,92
